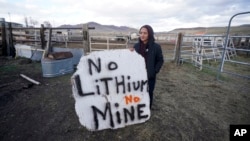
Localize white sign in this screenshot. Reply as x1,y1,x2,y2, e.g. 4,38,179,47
71,49,150,131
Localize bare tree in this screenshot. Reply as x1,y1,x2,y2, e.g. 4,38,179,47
23,16,39,27
43,21,52,27
24,16,29,27
29,17,38,27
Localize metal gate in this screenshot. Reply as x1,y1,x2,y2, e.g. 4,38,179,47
217,11,250,80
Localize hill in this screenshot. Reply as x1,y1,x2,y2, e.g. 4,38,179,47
58,22,138,34
168,24,250,35
58,22,250,35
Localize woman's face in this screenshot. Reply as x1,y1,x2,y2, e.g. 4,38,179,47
139,27,149,43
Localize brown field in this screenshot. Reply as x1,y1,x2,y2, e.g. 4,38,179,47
0,52,249,141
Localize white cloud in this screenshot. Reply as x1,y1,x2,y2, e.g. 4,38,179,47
0,0,250,31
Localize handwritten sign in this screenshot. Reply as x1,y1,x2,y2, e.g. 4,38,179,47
71,49,150,131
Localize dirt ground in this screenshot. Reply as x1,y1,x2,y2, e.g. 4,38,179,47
0,56,249,141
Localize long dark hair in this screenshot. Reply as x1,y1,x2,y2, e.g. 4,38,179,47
139,25,155,46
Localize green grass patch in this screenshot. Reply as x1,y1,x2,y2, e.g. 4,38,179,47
0,65,18,74
181,61,230,81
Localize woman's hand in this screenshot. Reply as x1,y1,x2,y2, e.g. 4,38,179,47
129,47,134,52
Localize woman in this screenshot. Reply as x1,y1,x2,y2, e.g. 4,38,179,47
132,25,164,109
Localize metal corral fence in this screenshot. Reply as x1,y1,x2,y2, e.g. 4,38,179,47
177,12,250,80
179,34,226,69
155,33,179,61
89,33,179,61
217,11,250,80
89,36,129,52
1,22,179,60
178,34,250,79
0,23,93,57
1,15,249,80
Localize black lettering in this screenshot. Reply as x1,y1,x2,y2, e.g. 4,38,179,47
92,102,114,130
115,75,125,94
108,61,118,70
115,103,121,124
88,58,101,75
116,112,121,124
133,81,140,91
124,106,135,123
74,75,83,96
127,76,131,92
74,75,94,96
141,80,148,92
95,80,100,95
100,77,113,95
137,104,148,119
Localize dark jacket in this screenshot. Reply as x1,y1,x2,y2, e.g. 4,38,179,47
134,42,164,79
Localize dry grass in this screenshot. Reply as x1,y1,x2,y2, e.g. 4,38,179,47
0,56,249,141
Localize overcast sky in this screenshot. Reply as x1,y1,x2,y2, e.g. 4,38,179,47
0,0,250,31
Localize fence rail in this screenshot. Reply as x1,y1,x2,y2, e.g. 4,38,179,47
89,36,129,52
1,19,249,80
178,33,250,79
0,24,92,57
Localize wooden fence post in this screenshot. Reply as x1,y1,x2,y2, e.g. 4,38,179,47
8,23,15,57
1,21,7,56
40,24,45,49
82,24,89,53
174,32,183,65
44,28,52,57
82,24,95,54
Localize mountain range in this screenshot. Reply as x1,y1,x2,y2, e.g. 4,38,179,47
169,24,250,35
58,22,138,33
58,22,250,35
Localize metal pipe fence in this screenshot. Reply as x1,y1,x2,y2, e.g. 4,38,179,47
217,11,250,80
89,36,129,52
179,32,250,79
